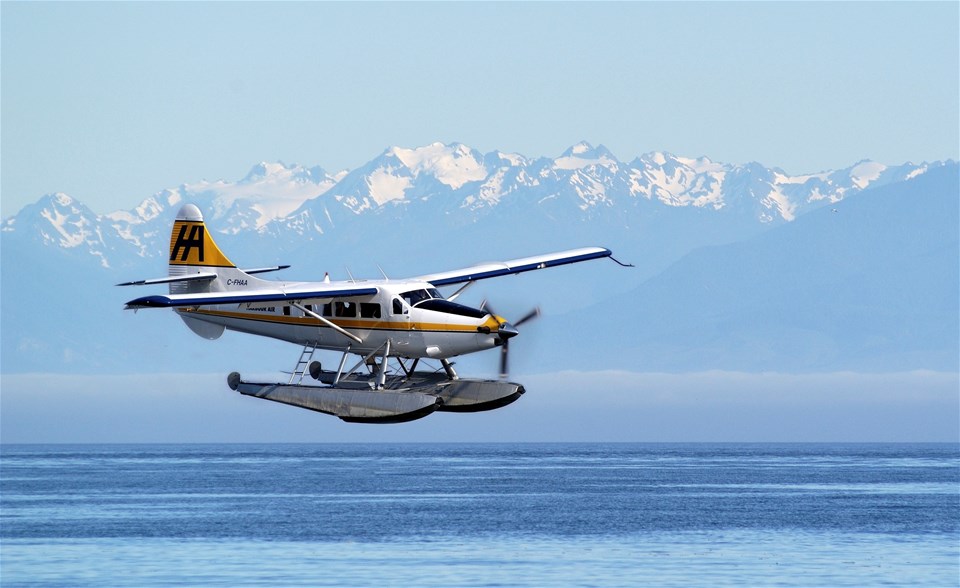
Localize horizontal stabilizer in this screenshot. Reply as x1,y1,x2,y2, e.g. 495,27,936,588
241,265,291,275
116,272,217,287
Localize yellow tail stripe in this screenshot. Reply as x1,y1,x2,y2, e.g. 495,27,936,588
169,221,234,267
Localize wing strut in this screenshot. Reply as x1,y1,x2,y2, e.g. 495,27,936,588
291,302,363,345
446,281,474,302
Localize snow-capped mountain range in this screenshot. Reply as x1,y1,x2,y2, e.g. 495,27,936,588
2,142,956,375
3,141,946,270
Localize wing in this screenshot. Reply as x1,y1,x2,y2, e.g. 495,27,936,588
413,247,612,287
124,284,378,309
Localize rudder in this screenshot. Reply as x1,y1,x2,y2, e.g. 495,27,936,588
167,204,250,295
168,204,235,270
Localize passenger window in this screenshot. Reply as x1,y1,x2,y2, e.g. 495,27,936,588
392,298,408,315
335,301,356,318
322,303,332,317
360,303,381,319
283,306,291,316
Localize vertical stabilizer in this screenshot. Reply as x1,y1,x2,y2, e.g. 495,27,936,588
169,203,234,267
167,204,262,294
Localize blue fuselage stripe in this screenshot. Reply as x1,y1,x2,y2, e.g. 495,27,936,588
126,287,379,308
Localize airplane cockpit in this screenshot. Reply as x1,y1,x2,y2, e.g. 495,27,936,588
400,288,443,306
396,287,488,319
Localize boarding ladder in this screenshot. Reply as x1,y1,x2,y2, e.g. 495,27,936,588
288,342,318,384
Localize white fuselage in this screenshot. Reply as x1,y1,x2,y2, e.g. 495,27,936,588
177,279,506,359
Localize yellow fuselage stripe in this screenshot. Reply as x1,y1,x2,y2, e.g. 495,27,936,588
185,308,489,333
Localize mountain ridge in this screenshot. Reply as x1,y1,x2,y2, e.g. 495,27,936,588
4,142,948,272
1,144,955,375
551,164,960,373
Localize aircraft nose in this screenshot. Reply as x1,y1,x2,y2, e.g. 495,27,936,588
498,322,519,340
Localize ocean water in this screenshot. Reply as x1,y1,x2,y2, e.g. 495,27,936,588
1,443,957,587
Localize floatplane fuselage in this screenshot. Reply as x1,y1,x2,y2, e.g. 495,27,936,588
121,204,625,423
174,281,513,361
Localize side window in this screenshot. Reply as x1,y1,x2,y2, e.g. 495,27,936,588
283,306,291,316
334,301,356,318
392,298,408,315
322,303,332,317
360,303,382,319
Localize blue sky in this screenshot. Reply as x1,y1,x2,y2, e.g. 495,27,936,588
2,2,957,217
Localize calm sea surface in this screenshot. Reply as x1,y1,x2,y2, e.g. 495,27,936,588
1,443,957,587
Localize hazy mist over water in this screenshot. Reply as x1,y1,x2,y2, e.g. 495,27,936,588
2,371,956,443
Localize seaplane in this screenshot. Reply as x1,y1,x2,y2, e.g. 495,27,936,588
120,203,627,423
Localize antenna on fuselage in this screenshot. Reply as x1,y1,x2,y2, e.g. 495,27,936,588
345,267,356,283
376,265,389,281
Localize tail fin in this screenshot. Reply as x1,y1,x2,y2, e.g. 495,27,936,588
167,204,255,341
167,204,261,294
169,202,233,263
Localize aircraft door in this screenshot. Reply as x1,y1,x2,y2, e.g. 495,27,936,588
390,297,413,351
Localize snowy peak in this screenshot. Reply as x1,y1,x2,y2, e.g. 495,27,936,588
324,143,492,213
189,161,339,230
106,191,178,225
242,161,291,183
489,151,529,168
849,160,887,184
43,192,79,209
14,193,97,248
627,152,726,210
3,192,118,267
387,142,489,189
329,151,414,210
3,143,953,272
561,141,616,160
555,141,619,170
674,155,725,175
101,161,339,233
240,161,332,186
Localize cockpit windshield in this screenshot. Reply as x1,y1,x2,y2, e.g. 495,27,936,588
415,298,488,319
400,288,443,307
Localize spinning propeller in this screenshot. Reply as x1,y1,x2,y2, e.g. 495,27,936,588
480,300,541,379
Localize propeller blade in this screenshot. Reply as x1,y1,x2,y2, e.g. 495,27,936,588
480,299,541,380
514,306,541,327
500,339,510,379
